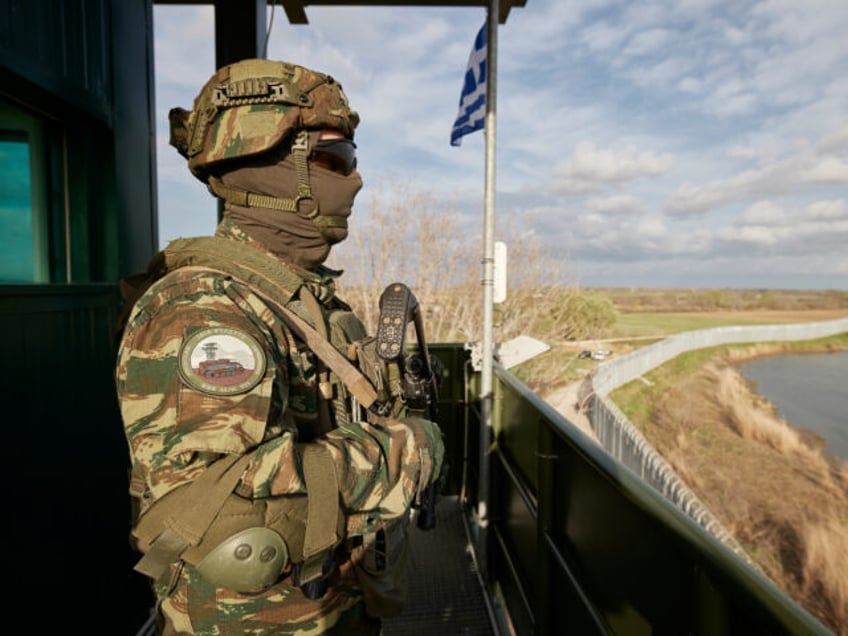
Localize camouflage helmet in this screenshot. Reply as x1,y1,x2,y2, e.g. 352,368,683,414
169,58,359,182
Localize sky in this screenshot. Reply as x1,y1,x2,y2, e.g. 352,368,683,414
153,0,848,290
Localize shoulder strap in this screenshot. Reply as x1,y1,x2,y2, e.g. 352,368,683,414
300,445,341,559
163,236,305,302
273,294,381,410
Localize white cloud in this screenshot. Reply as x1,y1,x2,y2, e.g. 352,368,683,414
718,198,848,249
585,195,645,214
677,76,703,93
804,199,848,221
800,157,848,183
551,142,674,193
663,125,848,215
739,201,786,225
622,28,674,57
151,0,848,289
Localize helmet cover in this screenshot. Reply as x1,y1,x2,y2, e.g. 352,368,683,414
169,58,359,182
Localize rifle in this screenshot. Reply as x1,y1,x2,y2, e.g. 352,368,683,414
375,282,443,530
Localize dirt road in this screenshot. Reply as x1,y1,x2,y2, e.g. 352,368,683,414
543,381,599,443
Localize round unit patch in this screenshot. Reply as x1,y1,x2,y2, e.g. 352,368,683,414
179,327,266,395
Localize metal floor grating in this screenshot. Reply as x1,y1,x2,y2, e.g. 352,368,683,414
383,496,496,635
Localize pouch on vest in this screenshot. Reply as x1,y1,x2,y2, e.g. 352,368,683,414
132,447,343,595
133,486,309,592
325,308,368,426
353,336,407,419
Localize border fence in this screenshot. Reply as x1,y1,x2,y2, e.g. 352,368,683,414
586,318,848,560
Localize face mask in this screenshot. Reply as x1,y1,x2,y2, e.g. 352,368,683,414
305,163,363,245
214,142,362,268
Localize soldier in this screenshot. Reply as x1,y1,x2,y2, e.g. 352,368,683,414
116,58,444,635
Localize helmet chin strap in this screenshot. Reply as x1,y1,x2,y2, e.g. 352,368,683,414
208,129,316,218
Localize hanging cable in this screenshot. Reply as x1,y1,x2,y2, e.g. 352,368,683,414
263,0,279,58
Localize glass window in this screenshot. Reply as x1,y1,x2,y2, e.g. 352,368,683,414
0,100,54,283
0,135,34,281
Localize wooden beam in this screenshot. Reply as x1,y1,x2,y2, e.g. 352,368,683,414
281,0,309,23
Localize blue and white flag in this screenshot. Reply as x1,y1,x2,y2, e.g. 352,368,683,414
450,23,487,147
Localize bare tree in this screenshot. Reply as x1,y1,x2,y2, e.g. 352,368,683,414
330,180,609,359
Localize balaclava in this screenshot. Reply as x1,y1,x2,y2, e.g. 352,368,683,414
215,131,362,269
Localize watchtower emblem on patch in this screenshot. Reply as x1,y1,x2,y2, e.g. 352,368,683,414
179,327,266,395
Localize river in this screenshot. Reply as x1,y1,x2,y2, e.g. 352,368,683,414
738,350,848,461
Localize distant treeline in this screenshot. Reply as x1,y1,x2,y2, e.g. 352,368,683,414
588,287,848,313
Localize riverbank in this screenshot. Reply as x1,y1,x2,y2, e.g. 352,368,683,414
611,340,847,634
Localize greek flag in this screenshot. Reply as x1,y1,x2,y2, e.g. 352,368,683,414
450,23,487,146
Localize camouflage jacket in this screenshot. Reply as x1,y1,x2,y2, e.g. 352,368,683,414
116,219,444,634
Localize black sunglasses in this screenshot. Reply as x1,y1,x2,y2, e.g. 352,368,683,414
310,138,357,176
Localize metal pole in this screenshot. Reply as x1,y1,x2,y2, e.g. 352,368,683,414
213,0,266,223
477,0,498,574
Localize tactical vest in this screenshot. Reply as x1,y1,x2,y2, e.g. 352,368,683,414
122,236,405,596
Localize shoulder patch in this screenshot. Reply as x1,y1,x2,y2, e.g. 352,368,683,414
179,327,266,395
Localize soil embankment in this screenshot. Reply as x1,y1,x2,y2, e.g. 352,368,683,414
627,343,847,634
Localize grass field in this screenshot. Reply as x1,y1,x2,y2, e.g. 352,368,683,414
612,308,848,339
590,287,848,315
592,286,846,336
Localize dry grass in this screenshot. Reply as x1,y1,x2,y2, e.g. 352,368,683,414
714,362,820,456
615,347,848,634
800,518,848,627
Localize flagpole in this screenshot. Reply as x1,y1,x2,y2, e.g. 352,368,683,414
477,0,498,577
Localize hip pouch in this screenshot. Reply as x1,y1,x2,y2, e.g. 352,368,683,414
132,449,344,595
133,486,311,593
